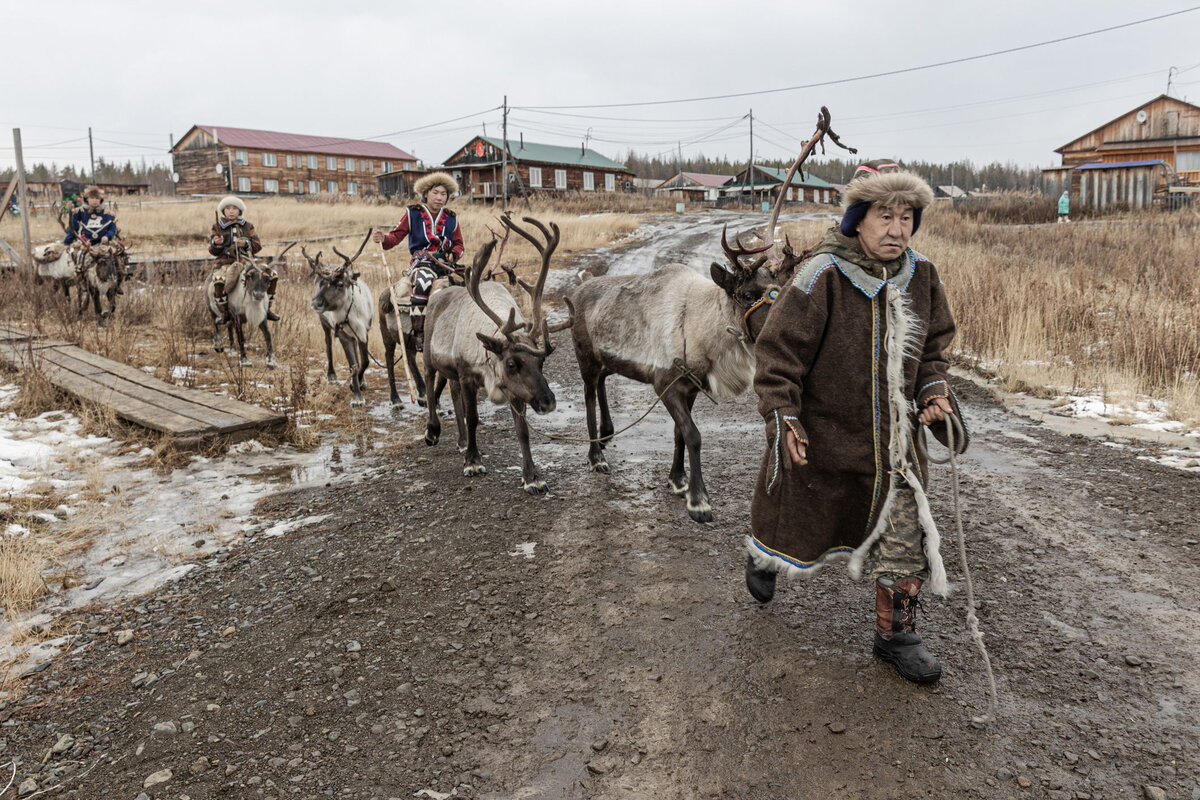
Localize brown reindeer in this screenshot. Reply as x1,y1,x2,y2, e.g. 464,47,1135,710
422,215,563,494
563,227,799,523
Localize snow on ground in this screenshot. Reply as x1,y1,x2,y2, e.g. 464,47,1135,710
1049,393,1193,435
0,384,366,680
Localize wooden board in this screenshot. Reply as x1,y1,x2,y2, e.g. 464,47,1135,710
0,327,284,440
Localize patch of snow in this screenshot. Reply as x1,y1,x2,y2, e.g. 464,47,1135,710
508,542,536,560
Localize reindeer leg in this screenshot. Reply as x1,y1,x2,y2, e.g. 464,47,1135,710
423,361,442,446
461,386,486,477
404,330,426,407
357,339,369,391
261,320,276,369
236,319,251,367
597,374,615,444
581,367,608,473
448,381,468,453
339,333,364,406
384,333,402,407
511,399,547,494
323,322,337,384
662,388,711,523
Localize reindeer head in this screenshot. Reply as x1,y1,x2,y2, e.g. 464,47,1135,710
467,217,560,414
305,231,369,313
709,225,782,342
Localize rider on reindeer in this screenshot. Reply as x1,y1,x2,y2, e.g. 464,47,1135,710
209,195,279,324
63,185,125,287
371,172,464,351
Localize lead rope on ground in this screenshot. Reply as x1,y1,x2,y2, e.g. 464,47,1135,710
509,362,711,445
928,413,999,725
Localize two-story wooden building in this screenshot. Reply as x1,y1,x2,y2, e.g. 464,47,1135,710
441,136,633,200
1042,95,1200,209
171,125,418,196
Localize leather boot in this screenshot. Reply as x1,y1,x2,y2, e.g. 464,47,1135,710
266,295,280,322
873,576,942,683
745,554,776,603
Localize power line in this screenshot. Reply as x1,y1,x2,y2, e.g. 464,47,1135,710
521,7,1200,109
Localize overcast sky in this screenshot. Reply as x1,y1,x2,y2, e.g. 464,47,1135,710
3,1,1198,176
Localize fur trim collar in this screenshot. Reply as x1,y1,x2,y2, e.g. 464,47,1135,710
843,171,933,211
216,195,246,215
414,171,458,199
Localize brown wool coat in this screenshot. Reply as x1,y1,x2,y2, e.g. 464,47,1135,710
748,233,967,593
209,219,263,266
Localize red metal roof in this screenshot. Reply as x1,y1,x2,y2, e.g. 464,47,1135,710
190,125,415,160
680,172,735,188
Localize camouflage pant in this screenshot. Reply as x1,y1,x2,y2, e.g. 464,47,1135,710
864,480,929,581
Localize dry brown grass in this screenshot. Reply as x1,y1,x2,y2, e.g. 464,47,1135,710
780,205,1200,426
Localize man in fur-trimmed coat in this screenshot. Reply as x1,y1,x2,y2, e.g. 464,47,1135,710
744,161,969,684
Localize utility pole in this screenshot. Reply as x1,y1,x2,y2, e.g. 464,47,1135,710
747,109,755,207
13,129,32,269
501,95,509,210
88,126,95,179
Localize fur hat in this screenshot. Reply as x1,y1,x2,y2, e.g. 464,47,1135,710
82,185,104,202
217,195,246,215
840,163,934,237
413,171,458,200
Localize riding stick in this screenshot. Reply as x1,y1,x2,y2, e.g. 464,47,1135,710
378,238,417,404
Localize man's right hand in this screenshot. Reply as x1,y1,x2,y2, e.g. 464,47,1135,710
371,230,385,244
784,429,808,468
211,235,223,245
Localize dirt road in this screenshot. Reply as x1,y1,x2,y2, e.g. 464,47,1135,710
2,213,1198,799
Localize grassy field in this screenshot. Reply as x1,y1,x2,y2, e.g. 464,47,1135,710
780,202,1200,427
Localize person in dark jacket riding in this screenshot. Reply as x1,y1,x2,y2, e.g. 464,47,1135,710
371,171,464,349
64,185,126,286
209,195,279,324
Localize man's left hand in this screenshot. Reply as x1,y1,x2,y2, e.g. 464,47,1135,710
919,396,952,426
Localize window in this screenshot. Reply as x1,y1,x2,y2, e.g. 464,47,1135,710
234,150,248,166
286,155,294,168
528,167,542,188
296,181,304,194
555,169,567,189
327,156,338,170
382,161,393,173
287,180,295,193
1178,151,1200,171
583,172,595,191
347,181,357,195
605,173,615,192
327,181,338,193
262,153,277,167
823,190,830,203
238,176,251,192
346,158,356,172
307,155,318,169
308,180,319,193
264,178,279,193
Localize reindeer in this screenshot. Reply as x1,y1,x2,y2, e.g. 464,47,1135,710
51,209,124,323
304,231,375,407
563,227,801,523
207,241,295,368
32,243,79,300
422,215,563,494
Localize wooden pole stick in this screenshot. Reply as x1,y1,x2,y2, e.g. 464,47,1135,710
378,239,417,404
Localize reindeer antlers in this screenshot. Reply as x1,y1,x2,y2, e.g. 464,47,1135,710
466,239,521,338
500,213,559,349
720,224,772,274
300,246,326,275
331,230,373,267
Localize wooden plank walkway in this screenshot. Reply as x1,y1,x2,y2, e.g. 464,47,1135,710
0,326,285,441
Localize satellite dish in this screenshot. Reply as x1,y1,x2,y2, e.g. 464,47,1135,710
1136,109,1148,124
170,172,180,183
215,163,225,175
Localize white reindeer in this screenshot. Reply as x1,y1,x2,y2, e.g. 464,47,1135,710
304,231,375,407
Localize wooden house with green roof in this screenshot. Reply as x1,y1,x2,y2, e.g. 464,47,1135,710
442,135,634,200
723,165,840,205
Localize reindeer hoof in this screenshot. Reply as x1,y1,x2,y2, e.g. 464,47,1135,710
523,480,548,495
266,359,278,370
213,346,225,354
463,464,487,477
350,398,365,408
590,459,610,474
668,477,688,497
424,431,439,446
390,398,403,408
687,500,713,524
326,374,338,385
417,396,428,408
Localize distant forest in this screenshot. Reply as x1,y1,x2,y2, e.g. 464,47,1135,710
619,151,1045,192
5,154,1045,195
